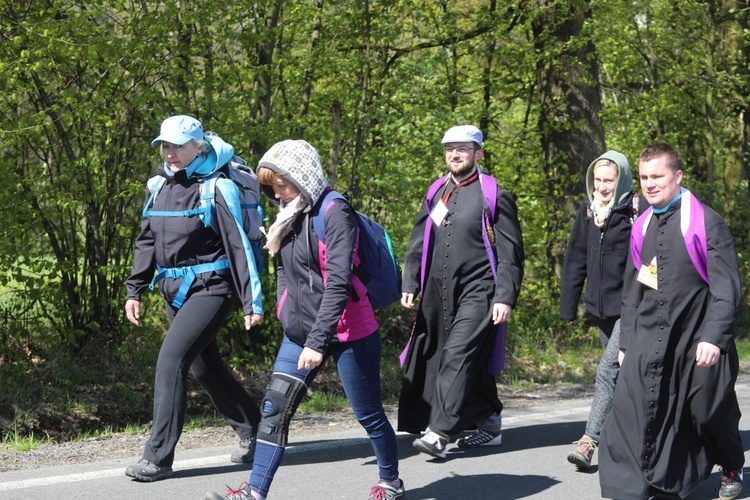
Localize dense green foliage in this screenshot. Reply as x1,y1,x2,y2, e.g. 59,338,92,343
1,0,748,436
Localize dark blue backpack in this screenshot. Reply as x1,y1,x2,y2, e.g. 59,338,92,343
312,189,402,310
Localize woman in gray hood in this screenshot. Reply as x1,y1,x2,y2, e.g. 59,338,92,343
205,140,403,500
559,150,646,471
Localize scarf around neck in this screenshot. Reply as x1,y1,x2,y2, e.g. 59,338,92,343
264,194,308,256
591,191,615,227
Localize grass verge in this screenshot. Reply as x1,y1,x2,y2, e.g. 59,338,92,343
2,327,749,445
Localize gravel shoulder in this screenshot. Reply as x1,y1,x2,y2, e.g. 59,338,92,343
0,381,594,473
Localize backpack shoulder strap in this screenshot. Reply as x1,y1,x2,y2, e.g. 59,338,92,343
312,189,347,244
142,176,166,216
213,176,241,226
200,174,223,229
147,175,166,194
214,176,264,309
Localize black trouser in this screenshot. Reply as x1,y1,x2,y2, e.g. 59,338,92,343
142,295,260,466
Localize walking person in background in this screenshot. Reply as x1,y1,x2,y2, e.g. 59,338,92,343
559,151,643,470
205,139,404,500
398,125,524,459
599,143,744,500
124,115,263,482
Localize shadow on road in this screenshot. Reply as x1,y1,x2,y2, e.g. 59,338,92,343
404,472,560,500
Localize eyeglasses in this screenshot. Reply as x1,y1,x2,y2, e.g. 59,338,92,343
443,146,475,155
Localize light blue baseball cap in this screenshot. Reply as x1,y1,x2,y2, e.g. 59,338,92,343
151,115,204,146
441,125,483,147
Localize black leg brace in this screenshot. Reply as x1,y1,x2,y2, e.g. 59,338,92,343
256,373,308,446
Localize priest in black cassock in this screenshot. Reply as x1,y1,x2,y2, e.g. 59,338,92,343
398,125,524,459
599,143,744,500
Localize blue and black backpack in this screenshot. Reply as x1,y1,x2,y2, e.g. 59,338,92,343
312,189,402,310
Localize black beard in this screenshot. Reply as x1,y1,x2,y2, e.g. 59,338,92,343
448,160,476,180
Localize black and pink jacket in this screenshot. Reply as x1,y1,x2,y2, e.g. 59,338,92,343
258,139,377,354
274,197,377,352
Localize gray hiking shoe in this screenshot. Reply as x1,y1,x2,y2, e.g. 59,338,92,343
124,458,173,482
230,436,256,464
567,435,597,470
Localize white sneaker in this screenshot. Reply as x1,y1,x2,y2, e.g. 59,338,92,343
413,430,447,459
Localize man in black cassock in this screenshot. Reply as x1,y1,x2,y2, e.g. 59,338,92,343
599,143,744,500
398,125,524,459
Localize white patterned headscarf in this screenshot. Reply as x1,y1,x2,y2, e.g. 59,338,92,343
257,139,329,207
258,140,329,255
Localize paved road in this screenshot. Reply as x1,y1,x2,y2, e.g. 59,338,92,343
3,375,750,499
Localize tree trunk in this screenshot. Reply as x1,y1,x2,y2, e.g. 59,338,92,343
531,0,606,283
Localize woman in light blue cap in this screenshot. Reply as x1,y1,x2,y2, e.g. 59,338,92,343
123,115,263,482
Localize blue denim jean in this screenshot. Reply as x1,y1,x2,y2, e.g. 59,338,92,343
249,333,399,498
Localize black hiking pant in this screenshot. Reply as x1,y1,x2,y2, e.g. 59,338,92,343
142,295,260,466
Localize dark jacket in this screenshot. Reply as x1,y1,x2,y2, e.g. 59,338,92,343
559,193,639,320
275,196,378,353
559,150,644,321
125,165,263,315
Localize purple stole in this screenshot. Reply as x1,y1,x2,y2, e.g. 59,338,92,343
630,189,708,284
